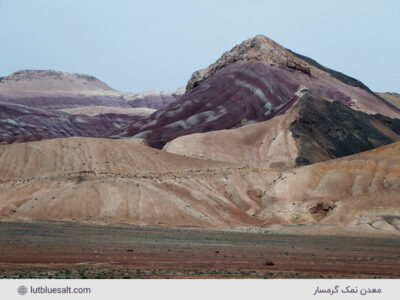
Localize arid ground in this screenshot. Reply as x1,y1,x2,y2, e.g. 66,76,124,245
0,221,399,279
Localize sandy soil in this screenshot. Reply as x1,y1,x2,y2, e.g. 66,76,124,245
0,221,399,279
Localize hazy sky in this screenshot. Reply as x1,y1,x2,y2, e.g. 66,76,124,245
1,0,399,93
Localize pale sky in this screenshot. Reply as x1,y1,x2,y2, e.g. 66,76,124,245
1,0,399,93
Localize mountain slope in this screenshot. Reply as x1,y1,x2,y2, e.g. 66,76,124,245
0,137,399,232
261,141,400,231
0,137,257,227
164,92,400,168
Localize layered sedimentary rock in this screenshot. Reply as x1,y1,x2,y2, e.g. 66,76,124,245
0,101,142,144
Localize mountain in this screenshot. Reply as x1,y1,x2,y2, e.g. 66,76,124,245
0,137,399,232
0,70,182,143
109,35,400,148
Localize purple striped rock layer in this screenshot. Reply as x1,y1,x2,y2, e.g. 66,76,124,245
0,101,143,144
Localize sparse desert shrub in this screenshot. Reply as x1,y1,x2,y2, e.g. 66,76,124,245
264,260,274,266
76,175,86,184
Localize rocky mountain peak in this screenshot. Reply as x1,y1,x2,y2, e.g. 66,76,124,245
186,34,311,90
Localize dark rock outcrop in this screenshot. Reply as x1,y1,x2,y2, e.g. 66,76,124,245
290,94,400,166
